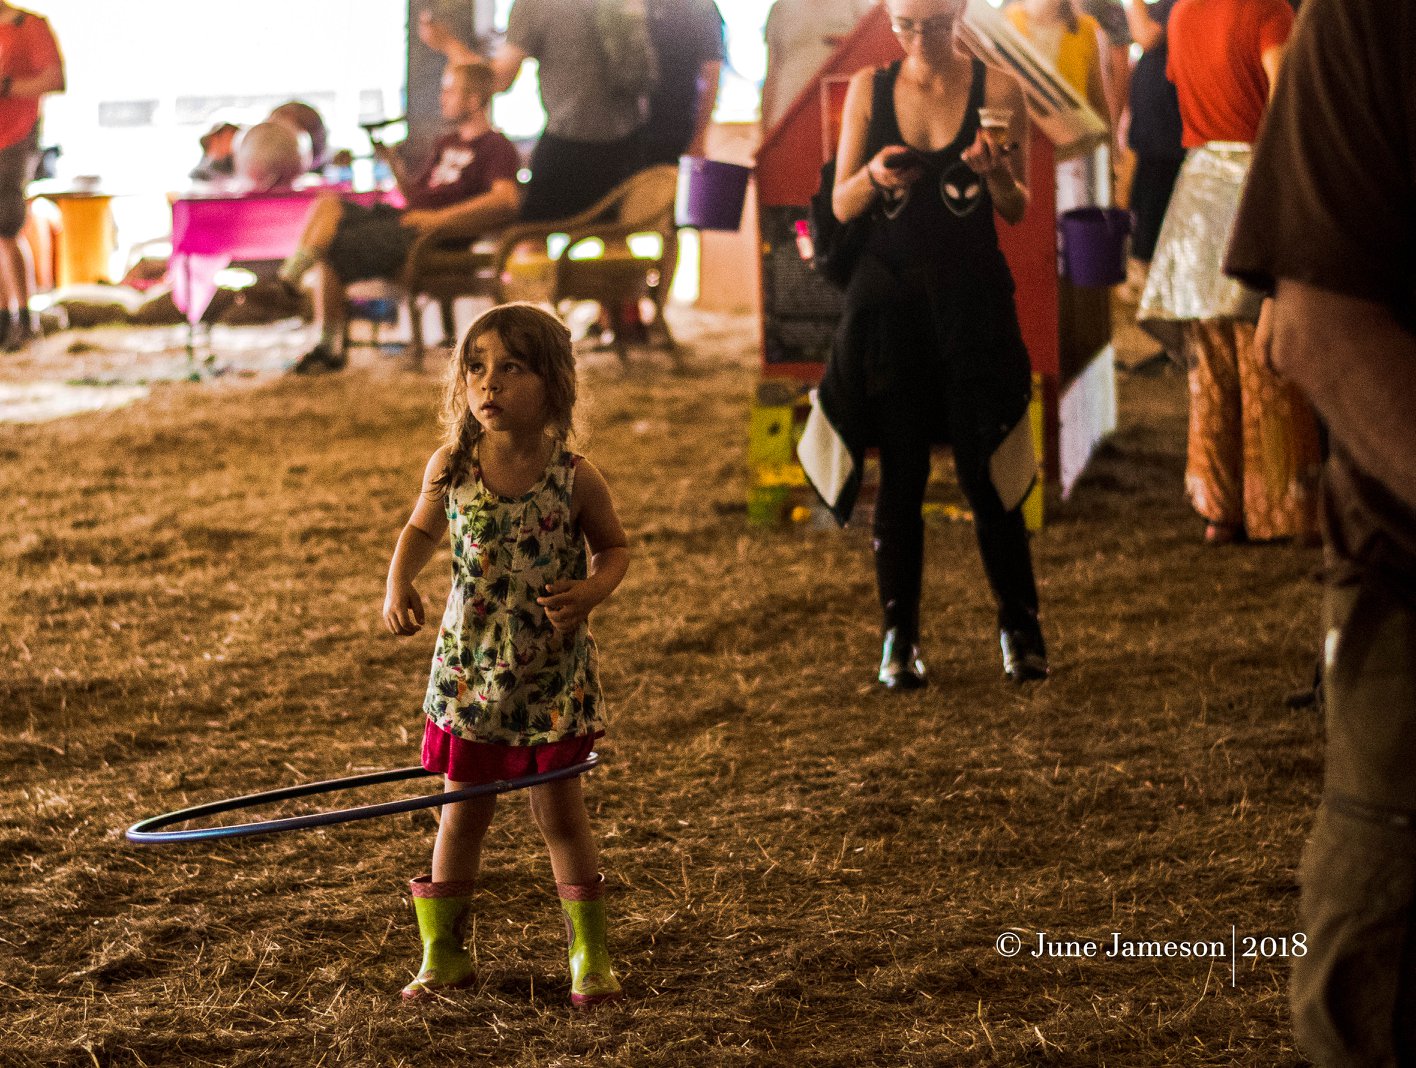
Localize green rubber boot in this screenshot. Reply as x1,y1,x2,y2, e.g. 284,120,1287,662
558,874,623,1008
401,875,476,1001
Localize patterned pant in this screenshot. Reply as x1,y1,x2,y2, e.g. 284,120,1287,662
1183,319,1322,541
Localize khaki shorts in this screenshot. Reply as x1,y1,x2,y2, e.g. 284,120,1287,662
0,124,38,238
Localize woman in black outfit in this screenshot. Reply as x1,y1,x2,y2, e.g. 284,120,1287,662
820,0,1047,687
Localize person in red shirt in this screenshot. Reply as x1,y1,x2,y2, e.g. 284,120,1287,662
281,61,521,375
0,3,62,352
1137,0,1321,547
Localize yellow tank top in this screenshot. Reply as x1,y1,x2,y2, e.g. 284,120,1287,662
1005,6,1102,101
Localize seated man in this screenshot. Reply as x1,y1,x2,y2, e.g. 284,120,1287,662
281,60,521,374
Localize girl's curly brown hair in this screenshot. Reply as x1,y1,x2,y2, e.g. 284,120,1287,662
432,302,577,497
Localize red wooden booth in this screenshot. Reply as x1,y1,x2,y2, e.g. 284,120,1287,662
748,2,1116,526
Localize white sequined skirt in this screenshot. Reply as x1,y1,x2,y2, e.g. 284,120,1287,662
1137,143,1264,351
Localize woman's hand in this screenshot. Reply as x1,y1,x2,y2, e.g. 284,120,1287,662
867,145,924,194
384,582,426,636
961,130,1015,176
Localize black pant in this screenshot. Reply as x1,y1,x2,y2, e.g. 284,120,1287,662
520,131,641,223
1129,154,1185,262
871,404,1040,636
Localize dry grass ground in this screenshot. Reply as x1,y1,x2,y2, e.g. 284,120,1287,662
0,307,1322,1066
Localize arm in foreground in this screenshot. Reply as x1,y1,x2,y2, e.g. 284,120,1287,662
1269,280,1416,516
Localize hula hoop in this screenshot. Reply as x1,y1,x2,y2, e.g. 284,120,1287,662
125,752,599,845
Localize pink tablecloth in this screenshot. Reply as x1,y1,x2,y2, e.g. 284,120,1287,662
169,188,398,324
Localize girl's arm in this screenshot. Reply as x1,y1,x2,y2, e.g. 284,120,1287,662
537,460,629,634
384,448,452,636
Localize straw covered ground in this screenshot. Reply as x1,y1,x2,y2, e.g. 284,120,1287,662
0,307,1322,1066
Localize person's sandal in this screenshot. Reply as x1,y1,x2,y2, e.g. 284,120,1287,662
1204,522,1242,546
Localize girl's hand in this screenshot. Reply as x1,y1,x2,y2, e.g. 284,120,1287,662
868,145,924,193
384,583,426,636
536,579,595,634
961,130,1015,176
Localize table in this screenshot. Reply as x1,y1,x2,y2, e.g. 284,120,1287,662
169,187,396,327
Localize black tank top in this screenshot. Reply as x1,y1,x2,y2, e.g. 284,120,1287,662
864,59,1013,290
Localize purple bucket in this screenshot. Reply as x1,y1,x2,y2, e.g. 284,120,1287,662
1059,206,1132,287
676,157,751,231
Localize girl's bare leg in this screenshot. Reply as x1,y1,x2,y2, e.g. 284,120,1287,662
529,777,599,886
431,785,496,884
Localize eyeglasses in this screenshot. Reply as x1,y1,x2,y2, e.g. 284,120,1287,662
889,14,953,37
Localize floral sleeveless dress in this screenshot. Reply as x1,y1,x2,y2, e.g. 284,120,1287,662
423,439,605,746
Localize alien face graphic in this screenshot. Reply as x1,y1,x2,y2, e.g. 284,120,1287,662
938,161,983,217
881,186,911,220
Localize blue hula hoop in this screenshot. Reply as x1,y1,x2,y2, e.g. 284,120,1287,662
125,752,599,845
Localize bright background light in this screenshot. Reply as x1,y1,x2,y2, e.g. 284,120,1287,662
34,1,778,281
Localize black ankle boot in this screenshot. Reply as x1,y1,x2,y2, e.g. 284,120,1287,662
999,621,1048,683
878,628,927,690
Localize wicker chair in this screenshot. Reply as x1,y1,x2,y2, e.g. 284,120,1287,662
396,200,520,367
487,164,682,364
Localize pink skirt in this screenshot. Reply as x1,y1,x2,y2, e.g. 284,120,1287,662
420,719,598,786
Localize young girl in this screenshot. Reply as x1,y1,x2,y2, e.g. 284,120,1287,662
383,302,630,1006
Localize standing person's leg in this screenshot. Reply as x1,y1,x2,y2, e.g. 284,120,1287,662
1184,320,1245,542
0,235,28,345
530,775,622,1007
0,128,40,349
1129,154,1184,265
1292,572,1416,1065
952,417,1045,682
1233,320,1322,542
872,408,933,689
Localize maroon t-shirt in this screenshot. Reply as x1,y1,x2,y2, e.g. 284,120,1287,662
407,128,521,212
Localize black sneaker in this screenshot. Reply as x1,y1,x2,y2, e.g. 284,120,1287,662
1000,625,1049,683
291,343,346,375
4,323,37,352
877,628,928,691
